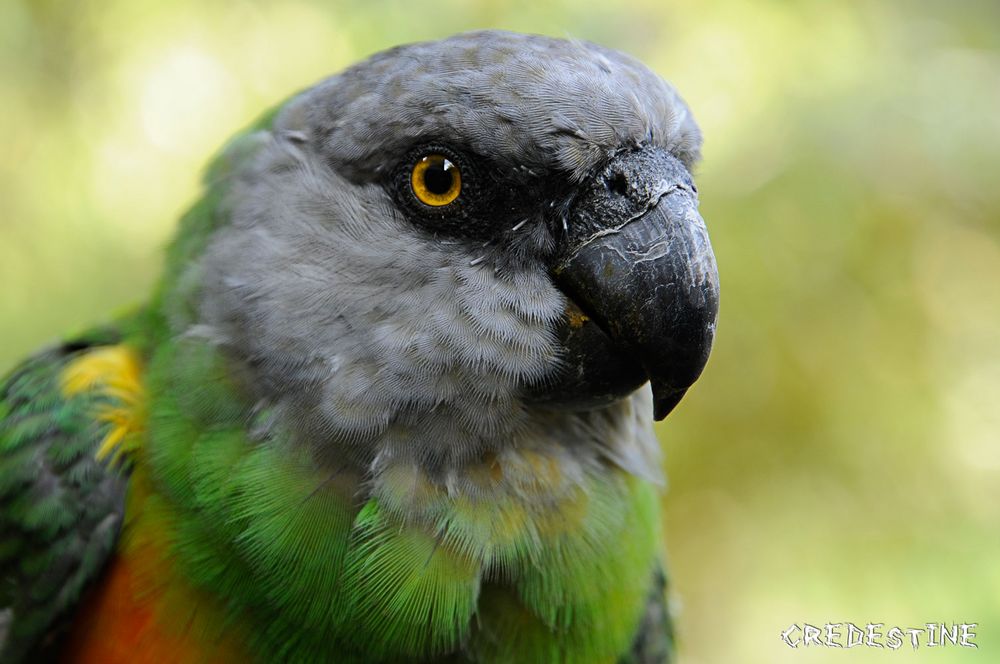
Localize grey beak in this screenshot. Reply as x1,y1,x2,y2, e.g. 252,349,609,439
550,147,720,420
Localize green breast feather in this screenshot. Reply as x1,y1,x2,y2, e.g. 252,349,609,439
137,336,670,663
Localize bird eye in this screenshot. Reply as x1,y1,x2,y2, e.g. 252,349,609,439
411,154,462,207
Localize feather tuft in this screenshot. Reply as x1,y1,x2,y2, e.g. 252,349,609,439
59,345,146,464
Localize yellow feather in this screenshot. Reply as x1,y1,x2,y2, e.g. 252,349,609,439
60,345,146,463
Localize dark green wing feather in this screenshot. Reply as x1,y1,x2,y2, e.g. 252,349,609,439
0,329,129,662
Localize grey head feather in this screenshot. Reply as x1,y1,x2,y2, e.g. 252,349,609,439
296,30,700,183
185,30,697,481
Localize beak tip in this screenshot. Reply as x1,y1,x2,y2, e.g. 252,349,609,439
652,383,688,421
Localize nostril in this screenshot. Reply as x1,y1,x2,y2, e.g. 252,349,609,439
605,172,629,197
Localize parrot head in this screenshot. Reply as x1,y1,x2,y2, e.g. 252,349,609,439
179,30,718,469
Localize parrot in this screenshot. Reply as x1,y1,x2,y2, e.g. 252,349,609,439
0,30,719,664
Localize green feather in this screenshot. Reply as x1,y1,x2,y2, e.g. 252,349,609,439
341,500,482,658
0,331,130,662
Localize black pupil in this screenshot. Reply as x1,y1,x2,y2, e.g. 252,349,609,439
424,159,454,195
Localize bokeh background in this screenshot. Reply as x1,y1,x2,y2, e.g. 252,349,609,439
2,0,998,661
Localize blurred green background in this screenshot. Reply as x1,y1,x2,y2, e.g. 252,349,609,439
2,0,998,661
